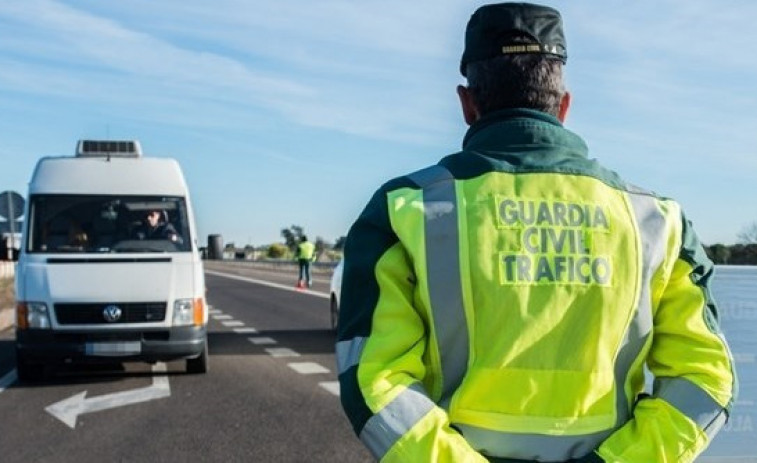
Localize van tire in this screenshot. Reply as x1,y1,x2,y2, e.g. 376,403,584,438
186,342,208,374
330,296,339,332
16,350,45,382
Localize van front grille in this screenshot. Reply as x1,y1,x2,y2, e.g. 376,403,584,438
54,302,167,325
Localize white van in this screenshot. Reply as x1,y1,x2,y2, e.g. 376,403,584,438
14,140,208,380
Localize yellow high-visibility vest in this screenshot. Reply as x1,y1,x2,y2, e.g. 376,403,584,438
336,109,736,462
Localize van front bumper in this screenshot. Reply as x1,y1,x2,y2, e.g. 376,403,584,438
16,325,207,364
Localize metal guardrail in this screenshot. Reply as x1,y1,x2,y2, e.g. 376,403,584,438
202,258,338,275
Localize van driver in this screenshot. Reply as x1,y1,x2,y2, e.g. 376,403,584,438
134,209,182,243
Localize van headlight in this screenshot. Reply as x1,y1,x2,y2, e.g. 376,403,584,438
173,298,205,327
17,302,51,330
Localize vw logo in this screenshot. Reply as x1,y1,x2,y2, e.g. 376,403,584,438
103,305,123,323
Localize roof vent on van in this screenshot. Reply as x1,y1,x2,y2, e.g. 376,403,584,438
76,140,142,158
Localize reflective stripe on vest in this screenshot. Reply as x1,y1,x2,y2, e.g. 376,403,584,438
614,192,668,424
359,383,436,459
653,377,727,438
403,179,670,459
407,165,469,405
336,337,366,375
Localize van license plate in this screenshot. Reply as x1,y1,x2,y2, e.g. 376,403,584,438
85,342,141,356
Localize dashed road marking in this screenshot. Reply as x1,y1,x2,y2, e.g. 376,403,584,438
205,270,341,398
222,320,244,327
234,327,258,334
265,347,300,358
208,308,221,314
288,362,330,375
319,381,340,396
734,353,755,363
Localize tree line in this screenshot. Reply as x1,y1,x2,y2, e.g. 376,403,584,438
219,225,346,261
703,222,757,265
218,223,757,266
704,244,757,265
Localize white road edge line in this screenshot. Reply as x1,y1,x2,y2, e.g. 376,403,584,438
205,270,329,299
0,369,18,394
248,337,277,345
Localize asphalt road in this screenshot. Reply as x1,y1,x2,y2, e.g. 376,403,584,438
0,262,372,463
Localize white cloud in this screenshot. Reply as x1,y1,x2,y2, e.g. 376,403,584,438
2,0,755,244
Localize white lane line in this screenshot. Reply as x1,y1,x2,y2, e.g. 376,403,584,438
0,369,17,394
221,320,245,327
288,362,330,375
248,337,277,345
212,314,233,320
265,348,300,358
205,270,329,299
319,381,340,396
736,400,754,407
234,327,258,334
208,307,221,314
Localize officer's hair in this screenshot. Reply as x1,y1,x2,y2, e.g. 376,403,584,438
465,53,565,118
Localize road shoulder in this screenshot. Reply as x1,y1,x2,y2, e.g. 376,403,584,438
0,307,13,332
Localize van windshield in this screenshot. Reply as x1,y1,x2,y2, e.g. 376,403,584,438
27,195,192,253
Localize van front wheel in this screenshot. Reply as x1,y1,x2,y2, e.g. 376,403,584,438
186,342,208,374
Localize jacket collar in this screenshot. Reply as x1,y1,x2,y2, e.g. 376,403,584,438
462,108,588,157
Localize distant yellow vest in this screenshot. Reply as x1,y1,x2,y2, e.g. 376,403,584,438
297,241,315,260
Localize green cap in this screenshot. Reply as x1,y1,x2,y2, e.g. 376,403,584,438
460,2,567,76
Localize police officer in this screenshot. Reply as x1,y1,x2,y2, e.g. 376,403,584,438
336,3,736,462
295,235,316,288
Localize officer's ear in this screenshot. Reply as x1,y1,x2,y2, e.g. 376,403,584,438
457,85,480,126
558,91,571,123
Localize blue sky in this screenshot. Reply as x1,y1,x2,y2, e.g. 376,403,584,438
1,0,755,247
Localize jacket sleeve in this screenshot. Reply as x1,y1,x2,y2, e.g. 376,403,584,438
336,187,487,463
596,213,737,462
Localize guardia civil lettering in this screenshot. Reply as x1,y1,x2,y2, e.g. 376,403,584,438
499,198,610,229
497,198,613,286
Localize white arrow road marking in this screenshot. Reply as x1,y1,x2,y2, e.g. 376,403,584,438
0,369,17,394
45,362,170,429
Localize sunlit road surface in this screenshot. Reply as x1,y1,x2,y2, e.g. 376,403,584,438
0,260,370,463
0,261,753,461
